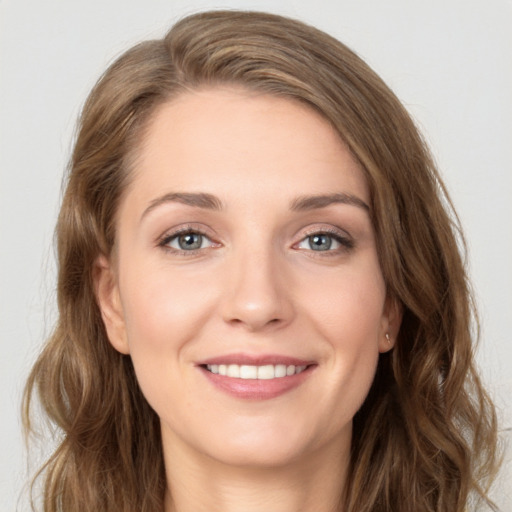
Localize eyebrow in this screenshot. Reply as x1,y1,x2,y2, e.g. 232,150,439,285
141,192,223,221
290,193,370,212
140,190,369,222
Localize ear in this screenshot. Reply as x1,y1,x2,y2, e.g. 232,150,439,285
379,294,403,353
93,255,130,355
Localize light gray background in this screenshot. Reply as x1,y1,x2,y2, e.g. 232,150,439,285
1,0,511,510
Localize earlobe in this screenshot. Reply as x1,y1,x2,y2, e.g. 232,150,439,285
379,295,403,353
93,255,130,355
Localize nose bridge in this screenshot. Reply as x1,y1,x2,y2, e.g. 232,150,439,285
221,236,293,331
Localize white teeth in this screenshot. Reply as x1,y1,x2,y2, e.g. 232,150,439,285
240,365,258,379
226,364,240,378
258,365,274,379
206,363,308,379
275,364,287,378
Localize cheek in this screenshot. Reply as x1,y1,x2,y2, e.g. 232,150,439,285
116,264,219,417
299,261,385,404
115,260,218,384
301,260,386,343
120,258,218,339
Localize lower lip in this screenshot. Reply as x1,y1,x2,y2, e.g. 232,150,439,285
199,366,315,400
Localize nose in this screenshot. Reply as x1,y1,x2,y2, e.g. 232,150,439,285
220,246,295,332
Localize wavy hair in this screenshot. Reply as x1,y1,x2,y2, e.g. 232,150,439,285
23,10,499,512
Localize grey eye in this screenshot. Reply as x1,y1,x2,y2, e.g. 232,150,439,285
308,234,334,251
296,232,350,252
166,232,212,251
178,233,203,250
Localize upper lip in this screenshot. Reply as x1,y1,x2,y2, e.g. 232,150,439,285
196,353,316,367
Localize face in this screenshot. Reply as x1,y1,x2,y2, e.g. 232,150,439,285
96,88,399,469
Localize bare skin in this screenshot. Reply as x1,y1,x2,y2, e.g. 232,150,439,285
95,88,401,512
163,433,348,512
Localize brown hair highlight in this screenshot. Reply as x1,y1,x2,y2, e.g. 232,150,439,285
23,10,500,512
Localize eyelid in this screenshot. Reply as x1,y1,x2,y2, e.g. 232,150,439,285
297,224,352,241
156,224,220,253
292,225,354,252
155,223,354,255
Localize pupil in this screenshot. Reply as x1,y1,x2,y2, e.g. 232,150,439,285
310,234,331,251
179,233,202,250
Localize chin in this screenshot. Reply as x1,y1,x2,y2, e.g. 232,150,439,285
205,436,313,469
164,411,352,470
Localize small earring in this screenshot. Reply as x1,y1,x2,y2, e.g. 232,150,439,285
385,333,392,345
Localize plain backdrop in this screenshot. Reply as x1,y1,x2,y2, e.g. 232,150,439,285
1,0,511,510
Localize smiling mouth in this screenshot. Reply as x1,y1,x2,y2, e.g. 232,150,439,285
199,358,315,399
204,363,308,380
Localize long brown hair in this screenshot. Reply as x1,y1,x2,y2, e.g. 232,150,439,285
23,10,500,512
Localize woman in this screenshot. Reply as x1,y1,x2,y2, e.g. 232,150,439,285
23,10,500,512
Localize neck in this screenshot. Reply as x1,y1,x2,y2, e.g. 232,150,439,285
162,435,349,512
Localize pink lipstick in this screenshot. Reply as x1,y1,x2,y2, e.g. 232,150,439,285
197,353,316,400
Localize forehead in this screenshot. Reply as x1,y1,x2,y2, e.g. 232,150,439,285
124,87,368,211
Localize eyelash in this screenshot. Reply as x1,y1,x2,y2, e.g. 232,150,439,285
157,226,217,255
157,226,354,256
295,228,354,255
